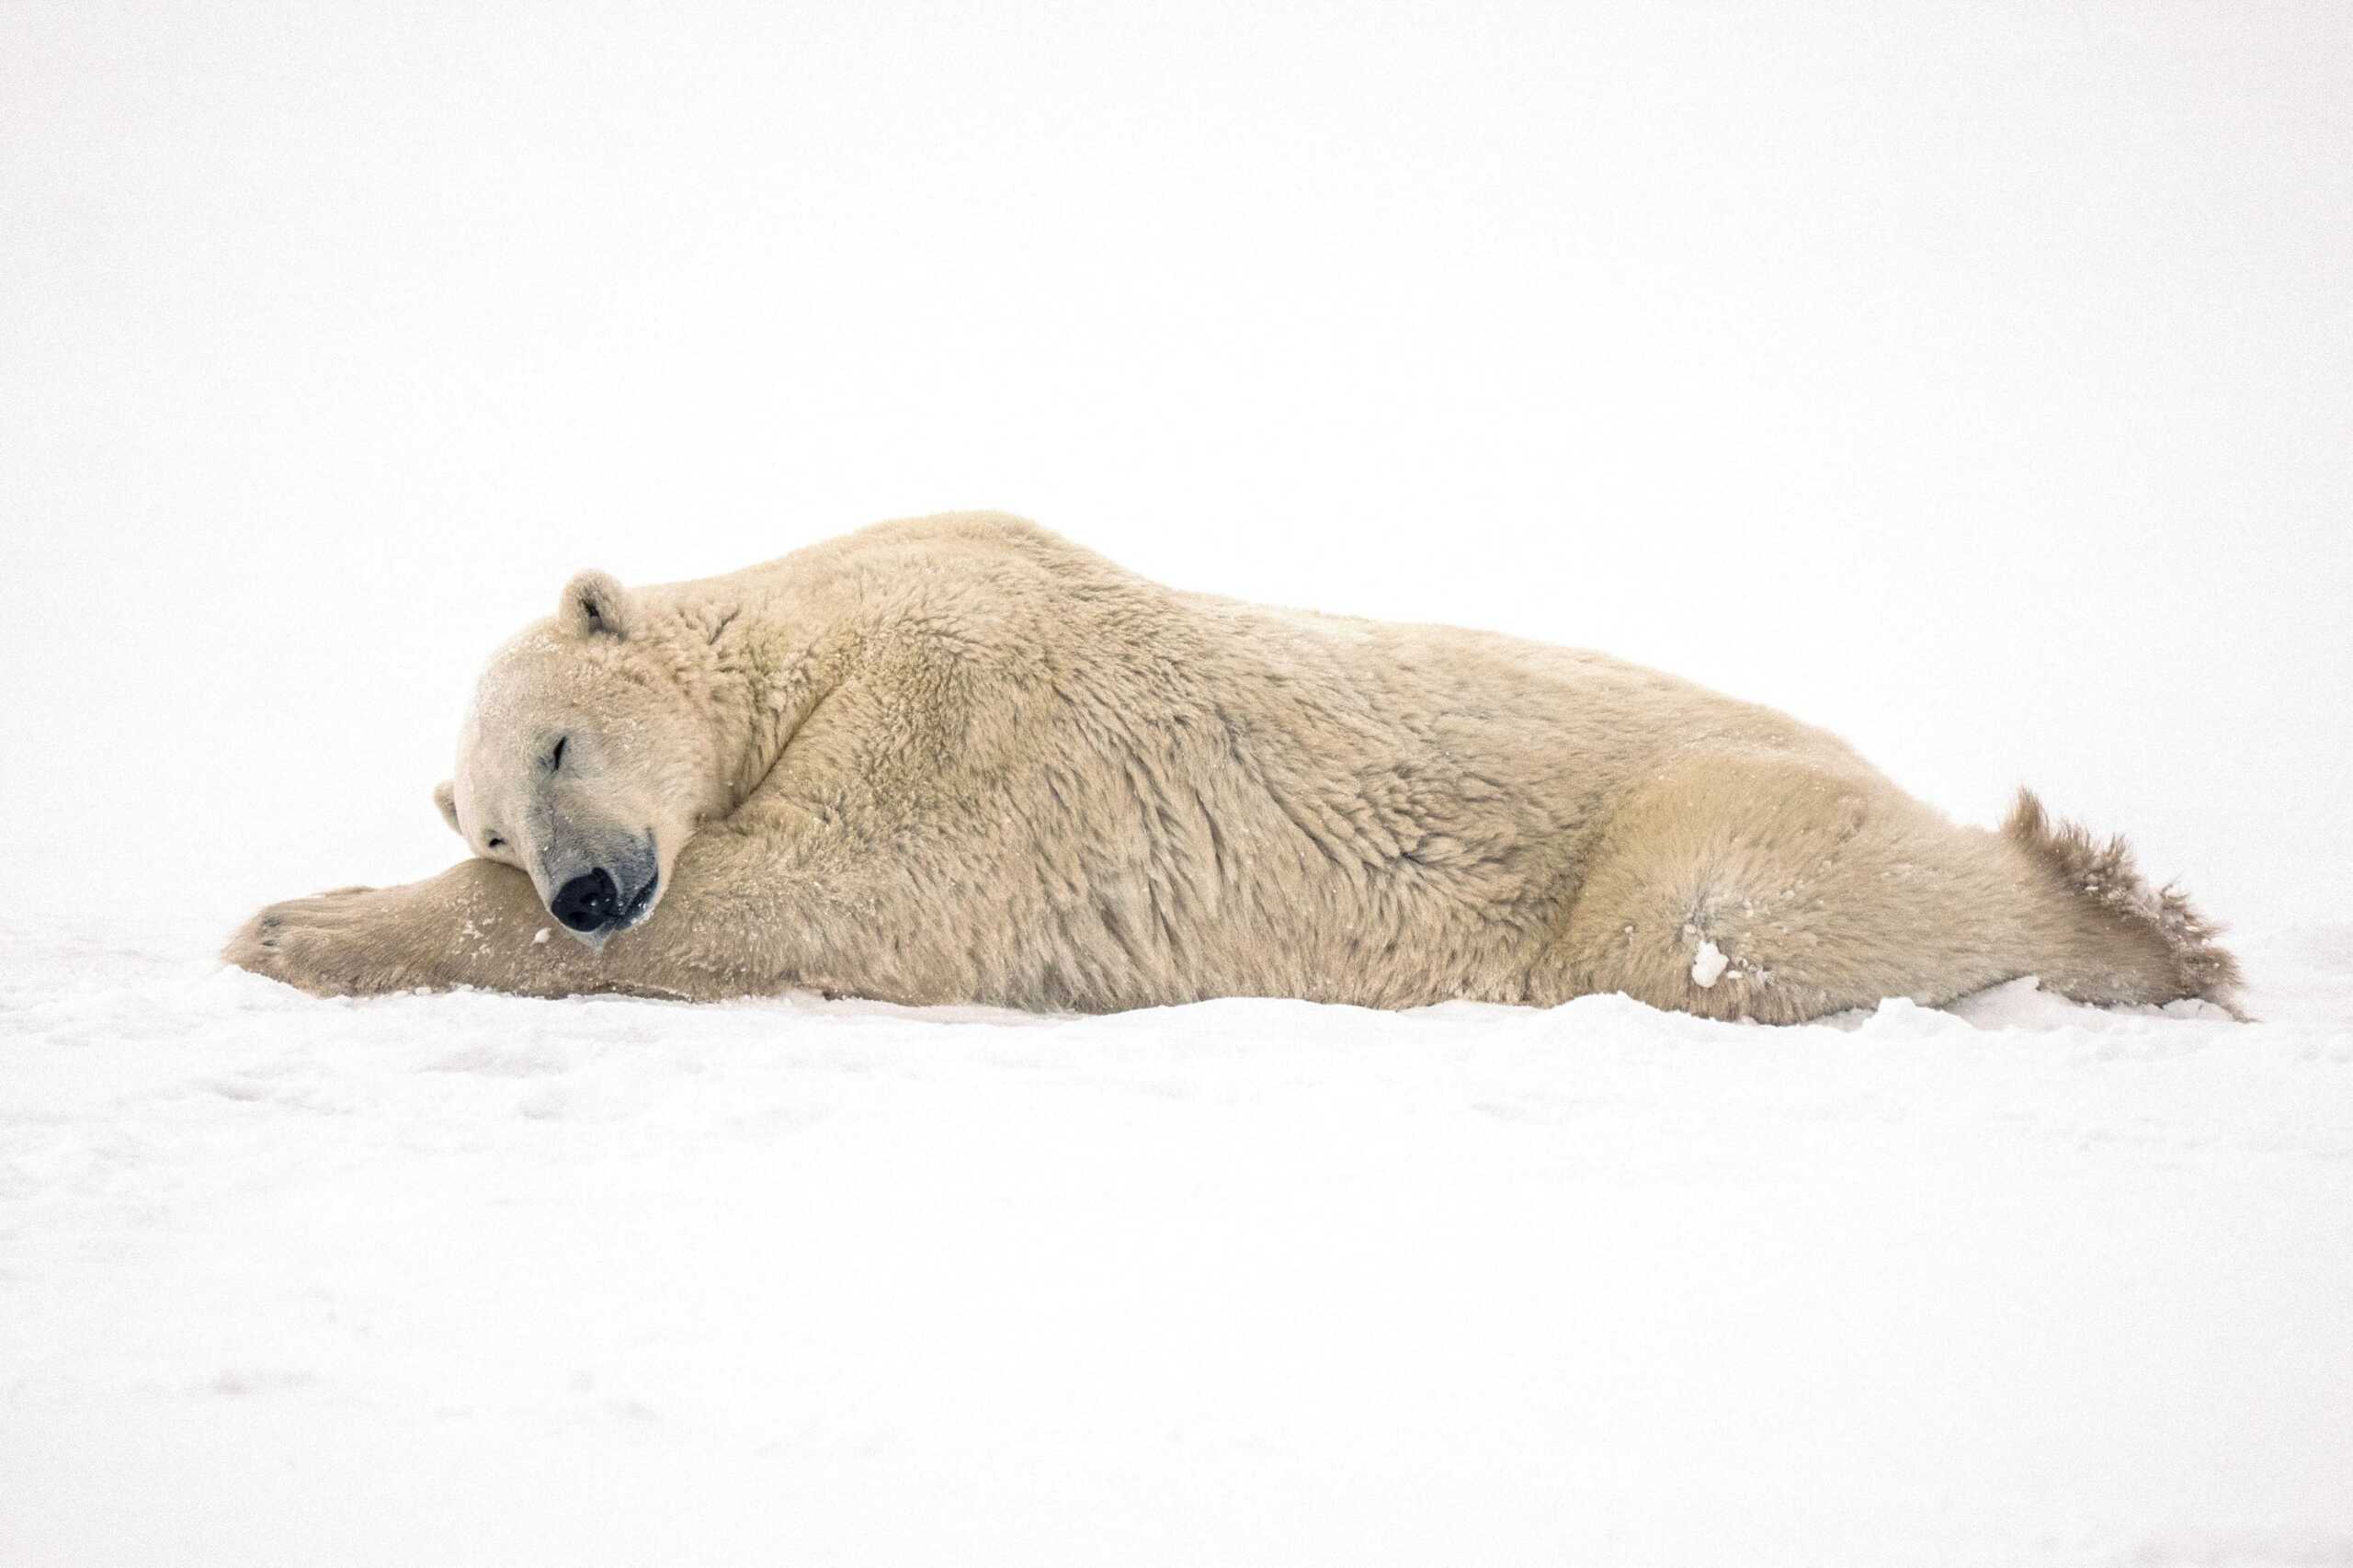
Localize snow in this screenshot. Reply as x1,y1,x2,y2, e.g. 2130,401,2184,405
1689,938,1730,989
5,914,2349,1567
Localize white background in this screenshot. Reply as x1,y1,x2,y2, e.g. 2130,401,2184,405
4,0,2348,929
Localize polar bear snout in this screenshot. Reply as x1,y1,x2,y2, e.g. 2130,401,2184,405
533,824,663,948
551,869,622,933
548,864,661,940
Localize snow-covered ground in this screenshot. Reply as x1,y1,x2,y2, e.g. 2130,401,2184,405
4,911,2347,1567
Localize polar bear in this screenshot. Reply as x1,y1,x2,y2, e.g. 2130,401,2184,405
225,511,2243,1021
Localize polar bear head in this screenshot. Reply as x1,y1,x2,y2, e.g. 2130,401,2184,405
435,570,731,949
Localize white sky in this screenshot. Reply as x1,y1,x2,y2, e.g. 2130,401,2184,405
3,0,2347,934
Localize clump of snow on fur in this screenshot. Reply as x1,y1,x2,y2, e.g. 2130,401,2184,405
1691,938,1730,988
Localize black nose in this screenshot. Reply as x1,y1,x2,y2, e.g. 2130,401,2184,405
551,868,620,932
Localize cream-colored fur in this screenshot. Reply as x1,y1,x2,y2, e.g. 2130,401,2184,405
225,512,2243,1021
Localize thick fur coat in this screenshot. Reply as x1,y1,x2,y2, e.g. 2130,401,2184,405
226,513,2243,1021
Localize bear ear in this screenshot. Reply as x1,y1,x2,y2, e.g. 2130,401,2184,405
433,779,462,837
557,570,637,641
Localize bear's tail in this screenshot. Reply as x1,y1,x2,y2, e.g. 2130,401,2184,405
2002,788,2246,1017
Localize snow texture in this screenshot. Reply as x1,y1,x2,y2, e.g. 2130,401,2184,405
5,915,2349,1567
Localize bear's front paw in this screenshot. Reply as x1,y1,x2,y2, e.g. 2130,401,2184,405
222,885,439,998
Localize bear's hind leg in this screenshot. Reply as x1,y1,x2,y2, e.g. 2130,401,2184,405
1558,755,2036,1023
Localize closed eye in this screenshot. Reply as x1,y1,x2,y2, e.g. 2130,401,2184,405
486,835,506,851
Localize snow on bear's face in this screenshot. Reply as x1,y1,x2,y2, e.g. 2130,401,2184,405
434,571,728,950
